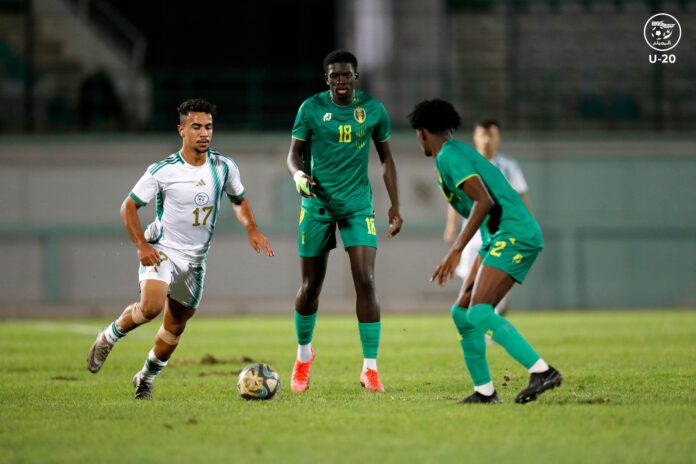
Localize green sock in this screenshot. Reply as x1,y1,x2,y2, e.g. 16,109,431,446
467,303,540,369
358,321,381,359
294,311,317,345
451,305,491,386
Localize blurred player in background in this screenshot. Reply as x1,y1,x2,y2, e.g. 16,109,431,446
443,119,531,316
87,99,274,399
286,50,403,393
409,99,561,404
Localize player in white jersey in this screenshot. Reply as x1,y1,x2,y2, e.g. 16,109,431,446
443,119,531,316
87,99,274,399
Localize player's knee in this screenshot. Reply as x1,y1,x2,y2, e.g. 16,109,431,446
466,304,494,328
127,302,152,325
299,279,322,301
157,325,181,346
353,272,376,298
451,305,469,328
457,291,472,309
133,301,163,323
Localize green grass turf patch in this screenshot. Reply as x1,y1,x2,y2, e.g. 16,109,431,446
1,310,695,463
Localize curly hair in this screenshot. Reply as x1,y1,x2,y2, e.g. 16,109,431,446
408,99,461,134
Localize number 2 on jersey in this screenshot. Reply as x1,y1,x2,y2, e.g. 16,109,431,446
192,206,213,226
338,124,352,143
490,241,506,257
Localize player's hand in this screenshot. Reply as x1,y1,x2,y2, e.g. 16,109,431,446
293,171,317,198
137,243,161,266
387,206,403,238
443,222,457,245
247,227,274,257
430,249,462,287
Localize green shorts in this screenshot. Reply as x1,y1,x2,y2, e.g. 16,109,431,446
298,205,378,257
479,233,542,284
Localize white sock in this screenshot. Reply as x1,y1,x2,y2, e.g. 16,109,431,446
474,381,495,396
297,343,313,362
529,358,549,374
103,321,125,345
362,358,377,372
140,349,168,383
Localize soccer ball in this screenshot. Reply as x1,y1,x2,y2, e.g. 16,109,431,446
236,363,281,400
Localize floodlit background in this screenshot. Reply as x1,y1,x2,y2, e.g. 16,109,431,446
1,0,695,315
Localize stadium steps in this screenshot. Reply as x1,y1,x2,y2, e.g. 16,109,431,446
0,0,151,131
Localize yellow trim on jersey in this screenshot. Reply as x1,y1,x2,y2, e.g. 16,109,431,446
292,136,307,142
455,174,480,189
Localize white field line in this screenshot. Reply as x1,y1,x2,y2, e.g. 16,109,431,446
23,322,150,339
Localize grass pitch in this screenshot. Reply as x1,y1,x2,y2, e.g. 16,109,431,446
1,310,695,463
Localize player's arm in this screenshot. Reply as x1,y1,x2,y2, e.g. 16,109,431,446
286,138,315,197
443,205,460,245
120,197,160,266
374,140,403,238
431,176,494,286
230,197,274,257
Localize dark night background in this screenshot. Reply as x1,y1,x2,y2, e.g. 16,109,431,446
106,0,336,129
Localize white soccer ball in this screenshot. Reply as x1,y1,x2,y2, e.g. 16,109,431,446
236,363,281,400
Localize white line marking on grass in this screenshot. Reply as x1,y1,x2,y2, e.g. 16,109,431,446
25,322,150,339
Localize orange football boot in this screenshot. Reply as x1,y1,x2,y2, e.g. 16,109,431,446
291,348,315,392
359,368,385,393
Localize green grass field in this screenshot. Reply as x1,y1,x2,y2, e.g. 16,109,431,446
1,310,695,463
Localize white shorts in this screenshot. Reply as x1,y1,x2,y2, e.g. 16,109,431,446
138,244,207,309
455,229,483,280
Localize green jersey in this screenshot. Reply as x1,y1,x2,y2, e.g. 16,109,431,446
435,139,543,248
292,90,391,217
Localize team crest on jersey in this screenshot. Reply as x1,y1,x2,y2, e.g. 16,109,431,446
194,192,209,206
512,254,523,264
354,107,366,124
323,113,332,122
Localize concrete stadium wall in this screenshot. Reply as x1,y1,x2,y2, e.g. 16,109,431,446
1,133,695,315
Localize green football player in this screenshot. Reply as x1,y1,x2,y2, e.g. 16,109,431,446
286,50,403,393
408,99,562,404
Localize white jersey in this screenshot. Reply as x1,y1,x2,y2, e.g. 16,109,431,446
490,152,528,194
129,149,245,259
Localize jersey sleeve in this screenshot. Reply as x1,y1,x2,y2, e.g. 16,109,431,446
129,166,159,206
291,100,311,141
506,159,529,194
222,158,246,202
372,102,391,143
438,151,479,190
